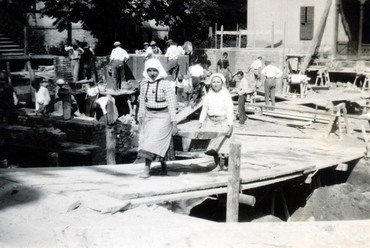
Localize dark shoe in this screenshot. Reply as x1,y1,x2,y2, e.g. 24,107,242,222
160,161,168,176
205,149,217,156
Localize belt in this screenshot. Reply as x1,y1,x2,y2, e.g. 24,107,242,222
146,106,168,111
208,115,225,118
71,58,80,60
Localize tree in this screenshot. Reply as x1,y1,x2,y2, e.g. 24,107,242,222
39,0,246,53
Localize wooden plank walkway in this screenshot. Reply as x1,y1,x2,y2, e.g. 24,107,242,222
0,124,365,210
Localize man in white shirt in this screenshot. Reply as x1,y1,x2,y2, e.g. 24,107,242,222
189,62,204,107
249,55,264,84
31,79,51,116
165,39,181,81
110,41,130,89
261,60,282,106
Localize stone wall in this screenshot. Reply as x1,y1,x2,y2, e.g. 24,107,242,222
16,114,107,166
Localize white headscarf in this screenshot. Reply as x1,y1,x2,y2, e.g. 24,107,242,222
209,73,226,86
142,58,168,82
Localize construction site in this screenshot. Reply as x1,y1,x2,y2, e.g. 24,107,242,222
1,0,370,247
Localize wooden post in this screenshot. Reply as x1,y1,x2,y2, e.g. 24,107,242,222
23,26,28,55
106,127,116,165
358,0,365,57
215,23,218,49
6,61,12,85
271,21,274,48
220,25,224,49
333,0,339,58
62,93,72,120
238,29,242,49
226,142,241,222
58,89,72,120
236,24,239,48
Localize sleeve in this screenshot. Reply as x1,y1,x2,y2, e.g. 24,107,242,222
163,80,177,122
275,67,283,78
138,83,146,119
64,46,72,52
261,67,266,76
109,49,114,60
225,93,234,126
165,48,169,58
199,95,209,124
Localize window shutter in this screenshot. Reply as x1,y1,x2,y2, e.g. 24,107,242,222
300,6,314,40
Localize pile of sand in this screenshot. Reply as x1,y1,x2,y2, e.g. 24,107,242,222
291,159,370,221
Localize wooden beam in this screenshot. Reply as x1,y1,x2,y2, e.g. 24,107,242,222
106,127,116,165
226,142,242,223
300,0,333,74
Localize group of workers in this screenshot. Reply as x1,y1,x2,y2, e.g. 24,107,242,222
135,52,283,178
26,40,285,178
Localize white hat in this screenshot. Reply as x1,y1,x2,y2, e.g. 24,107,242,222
56,79,66,85
113,41,121,47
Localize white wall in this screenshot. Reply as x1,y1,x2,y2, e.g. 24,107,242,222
248,0,348,56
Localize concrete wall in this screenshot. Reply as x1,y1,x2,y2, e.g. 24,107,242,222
197,48,284,74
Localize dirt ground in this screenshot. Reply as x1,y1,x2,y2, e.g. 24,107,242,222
290,158,370,221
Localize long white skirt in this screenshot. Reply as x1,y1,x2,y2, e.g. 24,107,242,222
202,116,230,155
138,109,173,158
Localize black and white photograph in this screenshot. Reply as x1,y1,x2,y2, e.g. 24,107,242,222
1,0,370,247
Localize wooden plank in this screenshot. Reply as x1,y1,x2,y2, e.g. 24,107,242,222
226,143,241,222
262,111,330,123
256,90,287,101
177,130,226,139
233,131,311,139
176,100,203,123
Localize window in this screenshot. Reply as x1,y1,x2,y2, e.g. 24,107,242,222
300,6,314,40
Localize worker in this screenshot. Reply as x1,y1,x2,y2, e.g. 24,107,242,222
54,79,79,117
95,94,118,125
249,55,264,88
189,60,204,108
235,71,256,124
31,78,51,117
165,39,181,82
150,41,162,55
216,52,232,89
198,73,234,171
136,58,178,178
64,42,84,82
261,60,283,106
85,80,100,117
110,41,130,89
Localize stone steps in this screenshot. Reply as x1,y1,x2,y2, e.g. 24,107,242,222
0,33,24,56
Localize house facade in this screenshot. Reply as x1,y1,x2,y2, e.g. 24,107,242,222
247,0,370,60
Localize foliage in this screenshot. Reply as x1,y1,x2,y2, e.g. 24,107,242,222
39,0,247,53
